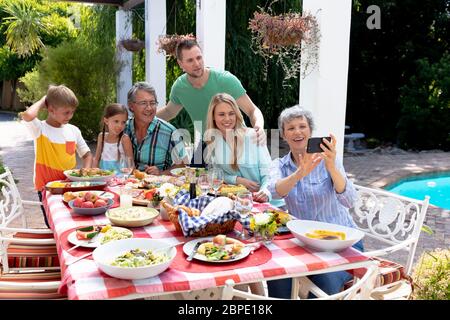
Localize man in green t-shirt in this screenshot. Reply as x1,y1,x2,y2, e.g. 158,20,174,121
156,40,266,165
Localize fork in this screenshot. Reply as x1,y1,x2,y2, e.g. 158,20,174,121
153,242,185,254
66,252,93,266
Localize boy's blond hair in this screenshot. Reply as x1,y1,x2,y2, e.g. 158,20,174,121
46,85,78,109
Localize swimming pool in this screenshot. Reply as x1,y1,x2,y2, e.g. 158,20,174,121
384,171,450,210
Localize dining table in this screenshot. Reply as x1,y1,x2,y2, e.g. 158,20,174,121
42,180,375,300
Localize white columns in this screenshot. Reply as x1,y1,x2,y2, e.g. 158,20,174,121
299,0,353,159
196,0,226,71
115,9,133,107
145,0,166,105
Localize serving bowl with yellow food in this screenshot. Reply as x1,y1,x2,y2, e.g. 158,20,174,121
218,184,248,196
286,220,364,252
45,180,106,194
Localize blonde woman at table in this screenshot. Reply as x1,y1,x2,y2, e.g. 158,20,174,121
204,93,284,208
266,105,363,298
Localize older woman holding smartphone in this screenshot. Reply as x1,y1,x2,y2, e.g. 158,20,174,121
266,105,362,298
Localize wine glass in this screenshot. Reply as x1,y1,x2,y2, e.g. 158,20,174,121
208,168,224,197
184,142,194,165
119,156,134,180
197,173,210,196
234,191,254,240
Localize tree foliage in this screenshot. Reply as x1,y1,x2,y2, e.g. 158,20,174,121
0,0,78,107
17,4,118,141
397,53,450,150
347,0,449,149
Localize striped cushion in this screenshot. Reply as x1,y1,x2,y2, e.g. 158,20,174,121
345,257,411,289
0,292,66,299
0,270,66,300
5,232,60,269
0,270,61,282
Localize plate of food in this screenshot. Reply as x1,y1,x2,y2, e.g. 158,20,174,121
63,190,115,203
64,168,115,182
182,235,251,263
67,225,133,249
218,184,248,196
126,175,185,189
45,180,106,195
129,188,163,206
170,167,206,177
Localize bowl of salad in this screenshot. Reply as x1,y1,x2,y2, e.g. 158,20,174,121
93,238,176,280
64,168,115,182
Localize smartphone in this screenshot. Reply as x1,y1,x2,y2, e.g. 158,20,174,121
306,137,331,153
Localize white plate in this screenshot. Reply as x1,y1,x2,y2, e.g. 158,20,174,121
170,168,185,176
67,227,132,249
63,190,115,203
287,220,365,252
182,237,251,263
64,169,115,182
201,197,234,216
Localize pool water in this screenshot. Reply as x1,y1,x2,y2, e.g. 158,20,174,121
385,171,450,210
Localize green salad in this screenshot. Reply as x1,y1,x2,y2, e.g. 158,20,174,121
110,248,170,267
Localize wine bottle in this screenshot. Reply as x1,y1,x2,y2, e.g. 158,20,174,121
189,182,197,199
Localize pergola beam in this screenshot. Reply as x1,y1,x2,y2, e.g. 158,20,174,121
145,0,166,104
122,0,144,10
58,0,124,6
299,0,352,159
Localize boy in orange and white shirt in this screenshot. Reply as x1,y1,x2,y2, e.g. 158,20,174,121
21,85,92,227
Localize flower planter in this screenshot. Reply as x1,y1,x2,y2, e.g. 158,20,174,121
248,9,320,83
157,34,196,58
120,39,145,52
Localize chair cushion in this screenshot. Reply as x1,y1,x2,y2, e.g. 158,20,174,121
0,270,66,299
5,232,60,269
344,257,410,289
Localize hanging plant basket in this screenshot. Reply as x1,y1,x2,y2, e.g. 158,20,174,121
157,33,196,58
248,8,320,84
120,39,145,52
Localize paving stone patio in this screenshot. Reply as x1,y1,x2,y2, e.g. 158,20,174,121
1,111,449,272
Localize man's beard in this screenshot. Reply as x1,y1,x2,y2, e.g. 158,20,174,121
187,68,204,78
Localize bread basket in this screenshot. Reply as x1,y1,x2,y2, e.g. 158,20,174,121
161,200,236,237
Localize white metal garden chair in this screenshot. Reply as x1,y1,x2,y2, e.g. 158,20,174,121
0,167,63,299
349,184,431,299
222,264,379,300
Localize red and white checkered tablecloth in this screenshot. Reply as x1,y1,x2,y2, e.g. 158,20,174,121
43,188,369,300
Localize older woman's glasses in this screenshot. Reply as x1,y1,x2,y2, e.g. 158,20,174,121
134,100,158,108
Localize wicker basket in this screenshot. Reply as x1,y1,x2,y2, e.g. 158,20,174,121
120,39,145,52
161,200,236,237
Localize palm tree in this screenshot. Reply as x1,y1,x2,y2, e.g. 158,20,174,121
1,0,48,57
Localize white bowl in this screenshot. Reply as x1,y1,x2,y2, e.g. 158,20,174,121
106,207,159,227
286,220,364,252
93,238,176,280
